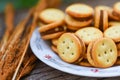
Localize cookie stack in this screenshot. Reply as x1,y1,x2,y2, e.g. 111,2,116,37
65,3,94,31
38,2,120,68
38,8,67,40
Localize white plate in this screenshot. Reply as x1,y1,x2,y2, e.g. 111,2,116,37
30,28,120,77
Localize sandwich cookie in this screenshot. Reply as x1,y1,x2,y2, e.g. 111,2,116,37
75,27,103,45
78,59,92,67
94,5,119,21
104,25,120,42
51,45,58,54
65,14,93,30
109,21,120,27
66,3,94,18
87,38,117,68
39,8,65,23
39,21,67,40
57,33,85,63
112,2,120,20
51,38,58,46
94,7,108,31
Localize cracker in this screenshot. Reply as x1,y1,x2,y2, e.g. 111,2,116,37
51,38,58,46
104,25,120,42
39,8,65,23
66,3,94,18
75,27,103,45
51,45,58,54
92,38,117,68
57,33,84,63
65,14,93,28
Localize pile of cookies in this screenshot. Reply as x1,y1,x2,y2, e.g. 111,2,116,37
38,2,120,68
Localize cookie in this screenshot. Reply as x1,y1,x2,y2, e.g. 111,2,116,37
94,8,108,31
118,49,120,57
116,42,120,50
51,45,58,54
39,21,66,40
39,8,65,23
78,59,92,67
115,57,120,65
75,27,103,45
88,38,117,68
113,2,120,17
66,3,94,18
108,8,120,21
51,38,58,46
65,14,93,30
109,21,120,27
57,33,85,63
87,42,97,67
104,25,120,42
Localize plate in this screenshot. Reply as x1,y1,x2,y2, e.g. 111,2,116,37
30,28,120,77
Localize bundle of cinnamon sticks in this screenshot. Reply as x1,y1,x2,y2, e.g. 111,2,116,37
0,0,61,80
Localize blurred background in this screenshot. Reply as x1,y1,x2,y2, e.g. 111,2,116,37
0,0,120,13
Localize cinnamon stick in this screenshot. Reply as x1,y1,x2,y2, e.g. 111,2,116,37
0,3,14,59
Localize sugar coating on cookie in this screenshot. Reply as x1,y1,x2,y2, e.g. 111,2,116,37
75,27,103,45
104,26,120,42
57,33,83,63
39,8,65,23
92,38,117,68
66,3,94,18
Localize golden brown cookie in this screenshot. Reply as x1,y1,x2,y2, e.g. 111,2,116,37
104,25,120,42
39,8,65,23
39,21,66,40
78,59,92,67
75,27,103,45
113,2,120,17
65,14,93,30
88,38,117,68
94,8,108,31
57,33,85,63
109,21,120,27
51,45,58,54
51,38,58,46
66,3,94,18
87,42,97,67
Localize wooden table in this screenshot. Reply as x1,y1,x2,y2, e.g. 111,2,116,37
1,0,120,80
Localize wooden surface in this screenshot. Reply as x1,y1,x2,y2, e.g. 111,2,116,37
1,0,120,80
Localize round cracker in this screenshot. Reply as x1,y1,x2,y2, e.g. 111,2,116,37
39,8,65,23
57,33,83,63
75,27,103,45
66,3,94,18
65,14,93,28
92,38,117,68
104,26,120,42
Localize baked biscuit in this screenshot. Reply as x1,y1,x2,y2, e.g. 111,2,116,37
66,3,94,18
79,59,92,67
57,33,85,63
104,25,120,42
109,21,120,27
39,8,65,23
113,2,120,17
94,8,108,31
75,27,103,45
51,38,58,46
87,38,117,68
65,14,93,30
39,21,66,40
51,45,58,54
